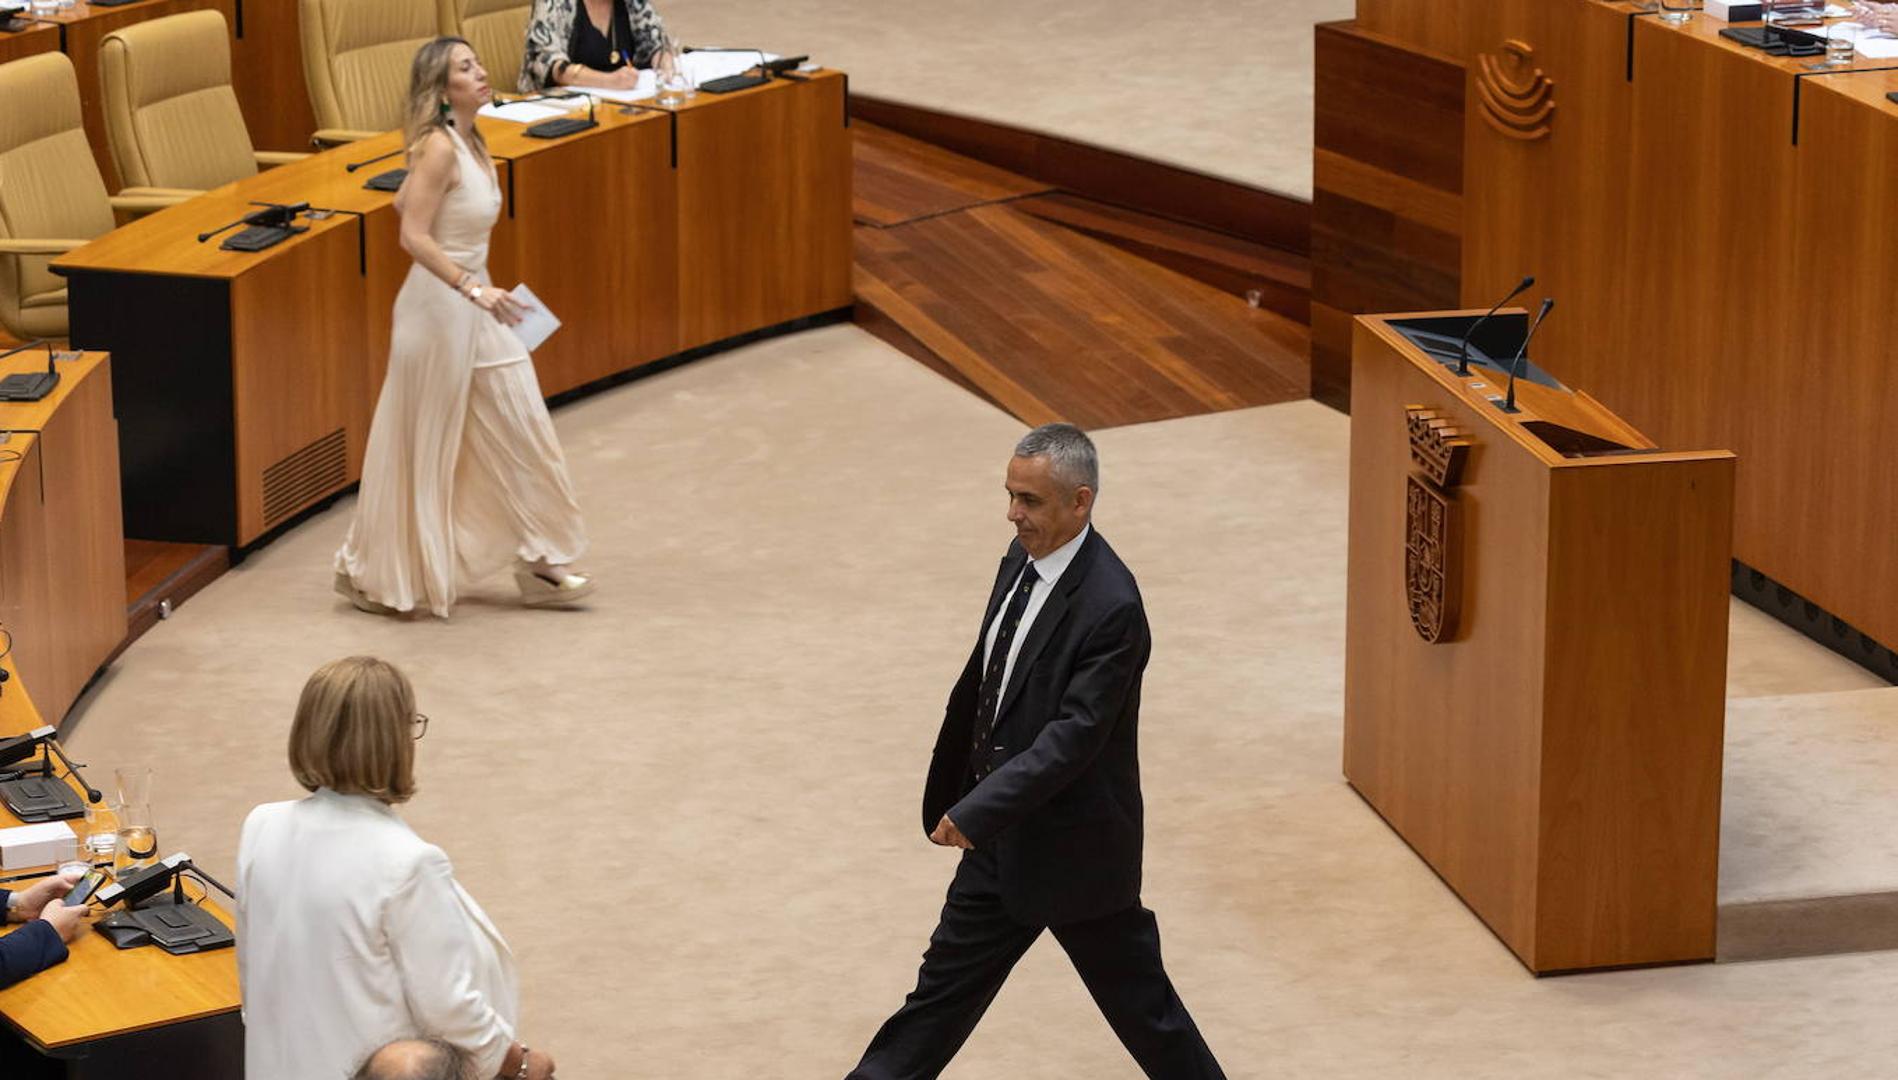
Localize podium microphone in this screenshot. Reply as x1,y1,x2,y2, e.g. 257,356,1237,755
1457,274,1535,376
1502,297,1556,414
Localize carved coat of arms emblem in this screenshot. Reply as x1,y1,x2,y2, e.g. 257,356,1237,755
1404,406,1474,644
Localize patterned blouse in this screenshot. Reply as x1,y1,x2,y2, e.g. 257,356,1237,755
520,0,667,92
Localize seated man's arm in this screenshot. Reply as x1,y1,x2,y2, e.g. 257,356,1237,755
0,890,71,990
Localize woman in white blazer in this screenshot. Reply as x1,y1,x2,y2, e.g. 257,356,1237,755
237,656,557,1080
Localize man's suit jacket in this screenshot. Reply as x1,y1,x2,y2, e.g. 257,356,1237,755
924,529,1149,927
0,889,67,989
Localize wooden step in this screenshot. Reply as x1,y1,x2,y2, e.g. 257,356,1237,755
853,121,1053,227
854,203,1308,429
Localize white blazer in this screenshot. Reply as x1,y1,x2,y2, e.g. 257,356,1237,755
237,788,519,1080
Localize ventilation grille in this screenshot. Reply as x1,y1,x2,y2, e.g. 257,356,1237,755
262,428,348,529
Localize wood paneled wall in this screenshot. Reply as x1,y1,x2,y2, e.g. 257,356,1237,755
1311,23,1464,411
1327,0,1898,660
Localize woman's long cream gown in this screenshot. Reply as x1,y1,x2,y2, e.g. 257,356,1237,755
334,126,586,617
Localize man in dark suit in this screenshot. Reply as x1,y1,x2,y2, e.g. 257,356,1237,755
848,424,1225,1080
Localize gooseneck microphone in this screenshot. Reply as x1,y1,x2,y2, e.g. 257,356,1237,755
346,148,402,173
44,737,102,803
1502,298,1556,414
1457,274,1536,376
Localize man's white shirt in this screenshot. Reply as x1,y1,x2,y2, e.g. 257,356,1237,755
981,524,1091,721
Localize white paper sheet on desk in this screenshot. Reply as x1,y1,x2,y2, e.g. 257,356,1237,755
584,72,659,103
508,284,561,352
681,50,781,83
478,100,574,124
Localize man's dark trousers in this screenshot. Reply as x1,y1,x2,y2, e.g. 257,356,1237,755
847,847,1224,1080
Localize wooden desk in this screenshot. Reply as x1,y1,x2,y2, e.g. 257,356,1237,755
0,20,59,65
0,355,233,1074
1318,1,1898,668
0,667,240,1075
55,72,853,548
0,351,125,725
37,0,238,193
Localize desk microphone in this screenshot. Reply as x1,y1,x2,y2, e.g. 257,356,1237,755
345,148,402,173
1502,298,1556,414
0,337,59,401
524,93,597,138
197,201,309,243
1458,275,1535,376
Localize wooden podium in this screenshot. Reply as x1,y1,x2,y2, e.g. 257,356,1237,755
1343,311,1735,974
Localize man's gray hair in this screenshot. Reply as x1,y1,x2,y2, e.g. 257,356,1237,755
1014,423,1099,492
352,1038,477,1080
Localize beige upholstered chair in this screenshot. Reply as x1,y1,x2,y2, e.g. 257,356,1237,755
0,53,188,340
99,11,309,193
299,0,438,146
439,0,531,94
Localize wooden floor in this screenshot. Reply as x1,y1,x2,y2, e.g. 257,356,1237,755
852,123,1310,429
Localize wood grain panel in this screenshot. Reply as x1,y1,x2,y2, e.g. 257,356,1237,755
848,93,1312,255
229,216,366,543
1355,0,1476,61
676,74,853,353
33,354,125,719
1312,21,1465,411
0,21,60,65
1538,454,1731,971
51,0,239,193
231,0,319,152
1459,0,1637,404
856,204,1307,430
853,121,1051,227
0,352,123,722
1773,73,1898,647
488,111,675,397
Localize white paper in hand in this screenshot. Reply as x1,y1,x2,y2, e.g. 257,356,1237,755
508,284,561,352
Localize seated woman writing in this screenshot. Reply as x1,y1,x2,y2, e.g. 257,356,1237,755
520,0,667,92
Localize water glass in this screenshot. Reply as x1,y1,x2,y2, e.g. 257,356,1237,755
655,41,691,107
1659,0,1695,24
1826,24,1858,65
28,0,57,16
118,804,157,868
84,802,120,869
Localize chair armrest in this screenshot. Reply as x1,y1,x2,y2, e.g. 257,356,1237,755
254,150,313,168
109,188,201,216
0,238,88,256
311,129,385,147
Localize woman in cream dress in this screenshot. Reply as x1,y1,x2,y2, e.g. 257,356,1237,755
334,37,593,617
237,657,557,1080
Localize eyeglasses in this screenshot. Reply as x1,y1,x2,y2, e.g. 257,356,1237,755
412,713,429,741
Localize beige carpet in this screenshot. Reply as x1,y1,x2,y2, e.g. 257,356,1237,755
65,327,1898,1078
661,0,1357,199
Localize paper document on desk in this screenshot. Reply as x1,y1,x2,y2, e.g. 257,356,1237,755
682,50,780,83
478,100,574,124
509,284,561,352
585,72,658,103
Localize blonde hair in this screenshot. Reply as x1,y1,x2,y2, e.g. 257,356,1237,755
404,36,490,162
289,656,418,804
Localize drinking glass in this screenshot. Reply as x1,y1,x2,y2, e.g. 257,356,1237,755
118,804,157,868
1659,0,1695,23
115,767,157,868
84,801,120,869
1825,23,1858,65
655,42,690,107
27,0,57,16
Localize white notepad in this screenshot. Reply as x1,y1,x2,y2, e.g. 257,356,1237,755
508,284,561,352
